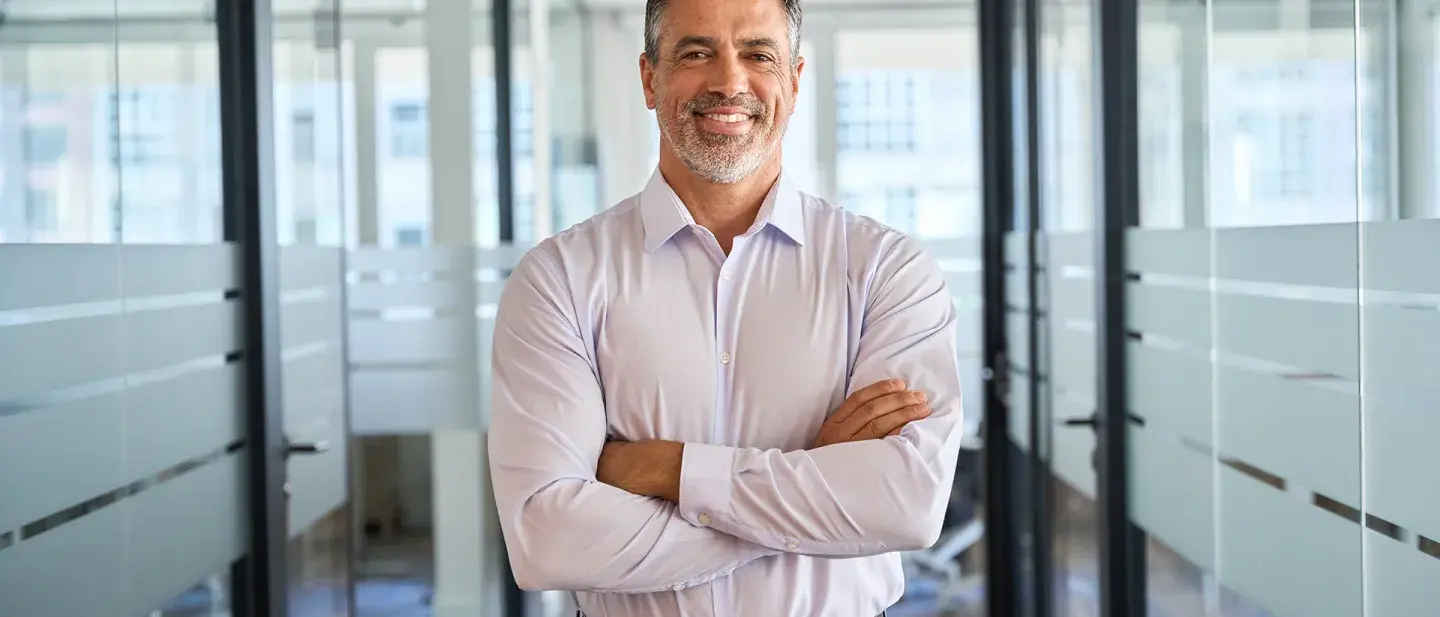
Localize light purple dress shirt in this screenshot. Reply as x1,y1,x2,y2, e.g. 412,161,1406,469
489,169,964,617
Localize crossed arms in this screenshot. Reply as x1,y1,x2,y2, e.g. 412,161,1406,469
487,238,964,593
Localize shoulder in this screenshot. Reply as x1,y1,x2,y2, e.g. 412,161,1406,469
517,194,645,275
798,191,936,274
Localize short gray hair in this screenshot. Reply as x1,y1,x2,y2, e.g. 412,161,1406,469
644,0,803,67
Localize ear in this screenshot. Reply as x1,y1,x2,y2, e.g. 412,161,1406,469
791,56,806,101
640,53,658,110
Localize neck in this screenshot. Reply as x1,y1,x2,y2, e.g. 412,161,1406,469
658,148,783,252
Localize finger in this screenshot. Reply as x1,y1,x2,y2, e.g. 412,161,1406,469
866,404,932,438
842,390,927,436
830,378,906,424
886,425,904,437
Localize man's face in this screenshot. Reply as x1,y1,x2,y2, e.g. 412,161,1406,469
642,0,804,184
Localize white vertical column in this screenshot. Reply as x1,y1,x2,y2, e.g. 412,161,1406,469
530,0,554,239
1179,3,1208,229
0,50,28,241
1397,0,1434,219
810,21,840,203
590,11,656,205
425,0,487,614
352,42,380,245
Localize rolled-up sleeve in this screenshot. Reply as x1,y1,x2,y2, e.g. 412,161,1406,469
489,250,778,593
676,235,964,557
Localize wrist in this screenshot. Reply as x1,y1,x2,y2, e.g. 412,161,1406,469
641,440,684,502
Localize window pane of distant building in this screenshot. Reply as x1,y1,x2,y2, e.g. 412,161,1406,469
390,101,427,158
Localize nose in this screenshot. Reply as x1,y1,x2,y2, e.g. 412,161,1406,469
705,53,750,99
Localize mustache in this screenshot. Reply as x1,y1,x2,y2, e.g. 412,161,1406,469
684,93,767,117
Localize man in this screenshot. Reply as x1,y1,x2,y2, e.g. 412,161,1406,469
488,0,963,614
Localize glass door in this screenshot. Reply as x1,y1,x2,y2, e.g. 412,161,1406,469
272,1,353,615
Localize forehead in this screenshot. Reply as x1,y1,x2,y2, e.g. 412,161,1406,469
658,0,789,43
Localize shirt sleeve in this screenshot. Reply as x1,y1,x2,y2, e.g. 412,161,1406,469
489,250,779,594
676,234,965,557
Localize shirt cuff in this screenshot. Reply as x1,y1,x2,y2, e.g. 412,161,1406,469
678,442,734,529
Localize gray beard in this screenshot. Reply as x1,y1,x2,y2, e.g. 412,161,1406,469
660,115,788,184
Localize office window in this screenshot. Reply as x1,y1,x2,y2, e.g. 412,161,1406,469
293,111,316,162
837,72,918,152
25,188,57,233
390,102,428,158
1277,112,1313,199
394,226,426,247
25,126,68,164
884,188,918,233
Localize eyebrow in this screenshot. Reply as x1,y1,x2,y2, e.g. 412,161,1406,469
739,37,782,52
671,36,784,54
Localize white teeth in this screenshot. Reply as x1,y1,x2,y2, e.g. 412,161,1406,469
703,113,749,123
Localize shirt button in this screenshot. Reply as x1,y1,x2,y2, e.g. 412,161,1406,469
692,227,704,236
786,541,799,551
721,271,733,281
719,352,731,364
673,583,685,591
697,514,712,525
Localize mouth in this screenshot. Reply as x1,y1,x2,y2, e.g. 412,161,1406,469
693,110,756,135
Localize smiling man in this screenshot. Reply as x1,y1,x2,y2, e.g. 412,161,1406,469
487,0,964,615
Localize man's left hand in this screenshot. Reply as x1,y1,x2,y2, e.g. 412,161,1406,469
597,439,684,503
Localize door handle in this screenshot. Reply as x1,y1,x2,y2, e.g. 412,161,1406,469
1058,413,1145,428
285,439,331,457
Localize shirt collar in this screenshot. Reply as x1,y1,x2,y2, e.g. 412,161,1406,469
640,169,806,253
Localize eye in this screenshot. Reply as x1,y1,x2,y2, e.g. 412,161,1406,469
751,53,775,63
683,51,710,60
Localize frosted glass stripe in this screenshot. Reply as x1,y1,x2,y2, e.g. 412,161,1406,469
1128,343,1211,447
126,454,245,616
943,272,981,298
921,237,981,260
281,295,343,349
1362,218,1440,294
280,246,343,292
1126,228,1208,277
283,347,345,432
1007,313,1030,370
348,246,471,272
479,279,507,306
124,301,242,374
1045,232,1093,268
1217,365,1360,505
1364,530,1440,617
0,244,239,312
0,315,123,401
1049,273,1092,321
349,319,475,364
1127,283,1210,347
0,503,125,617
478,244,530,269
1004,232,1028,265
1218,465,1362,617
123,364,244,481
1050,325,1095,404
1216,294,1359,381
1363,306,1440,395
350,369,479,434
1129,426,1214,571
1363,387,1440,541
1215,224,1358,288
1010,373,1031,451
0,394,125,533
349,281,471,310
1050,396,1096,498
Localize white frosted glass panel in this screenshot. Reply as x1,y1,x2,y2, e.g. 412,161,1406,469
1364,306,1440,394
0,506,126,617
349,280,471,310
1126,228,1208,277
1216,294,1359,380
349,319,475,364
120,245,241,297
350,369,477,433
943,272,981,299
1129,426,1214,571
0,316,123,400
1006,269,1029,309
1218,465,1362,617
349,246,469,273
288,410,348,535
124,365,244,479
1217,366,1360,505
1215,224,1358,288
955,307,983,354
1049,273,1092,321
478,244,529,269
0,395,125,532
283,347,345,433
125,302,242,373
1050,325,1095,404
1050,396,1096,498
1127,343,1211,447
1046,232,1092,268
280,246,343,291
1127,283,1210,347
1364,530,1440,617
0,245,123,310
479,279,507,306
1361,219,1440,294
922,236,982,260
1363,383,1440,539
1010,372,1031,450
281,296,344,349
1008,312,1031,370
1004,232,1027,264
127,455,246,616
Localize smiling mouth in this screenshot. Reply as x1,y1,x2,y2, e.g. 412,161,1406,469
699,112,751,123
